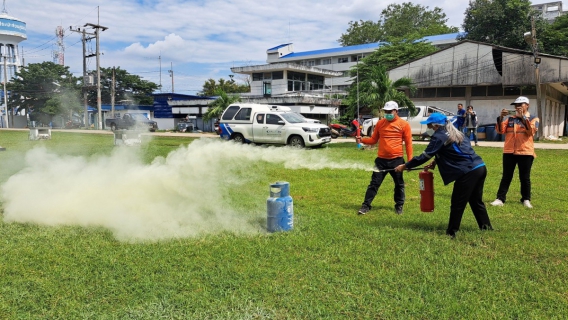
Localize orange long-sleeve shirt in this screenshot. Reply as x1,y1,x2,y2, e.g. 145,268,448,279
496,113,539,157
361,116,413,160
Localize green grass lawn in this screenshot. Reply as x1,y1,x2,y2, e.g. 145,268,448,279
0,131,567,319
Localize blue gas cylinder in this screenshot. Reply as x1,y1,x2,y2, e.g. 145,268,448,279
266,181,294,232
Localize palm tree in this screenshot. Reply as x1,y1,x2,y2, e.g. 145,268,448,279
347,62,416,117
203,89,241,121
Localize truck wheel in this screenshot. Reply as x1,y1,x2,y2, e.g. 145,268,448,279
367,127,373,137
111,123,117,131
288,136,305,148
232,133,245,143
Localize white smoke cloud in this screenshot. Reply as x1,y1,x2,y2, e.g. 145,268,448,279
1,139,368,242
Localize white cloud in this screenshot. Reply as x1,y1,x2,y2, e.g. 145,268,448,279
9,0,481,92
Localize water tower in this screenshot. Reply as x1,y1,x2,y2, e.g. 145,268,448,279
0,0,26,80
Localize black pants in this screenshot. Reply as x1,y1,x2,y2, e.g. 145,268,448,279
362,157,405,208
447,166,492,235
496,154,534,203
466,128,478,143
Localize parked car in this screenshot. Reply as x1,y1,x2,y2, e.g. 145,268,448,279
362,106,456,138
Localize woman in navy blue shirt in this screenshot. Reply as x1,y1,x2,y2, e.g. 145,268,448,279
394,113,493,238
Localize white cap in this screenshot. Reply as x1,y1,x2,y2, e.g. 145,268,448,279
383,101,399,110
511,96,529,105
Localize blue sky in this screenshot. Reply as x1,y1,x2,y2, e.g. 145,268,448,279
5,0,516,94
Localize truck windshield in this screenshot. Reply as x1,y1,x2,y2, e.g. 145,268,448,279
130,114,149,120
280,113,305,124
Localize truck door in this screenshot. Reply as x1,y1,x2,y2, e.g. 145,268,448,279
264,114,286,143
252,113,270,143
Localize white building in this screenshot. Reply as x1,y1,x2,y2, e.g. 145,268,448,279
389,40,567,138
531,1,564,22
0,7,26,128
228,33,461,121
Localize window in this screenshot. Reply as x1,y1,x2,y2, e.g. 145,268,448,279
437,88,451,97
222,106,240,120
263,82,272,96
263,73,272,80
423,88,436,98
307,60,315,67
342,71,351,77
252,73,263,81
307,74,324,90
338,57,348,63
256,114,265,124
504,86,521,96
451,87,466,97
266,114,282,125
272,71,284,80
471,86,486,96
410,89,422,98
234,108,252,121
522,85,537,95
322,58,331,65
487,85,503,96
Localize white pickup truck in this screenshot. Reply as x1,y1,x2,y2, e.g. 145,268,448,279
361,106,456,138
219,104,332,148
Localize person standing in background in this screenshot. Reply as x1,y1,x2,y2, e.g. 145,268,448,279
455,103,466,131
490,96,539,209
464,105,479,146
356,101,413,215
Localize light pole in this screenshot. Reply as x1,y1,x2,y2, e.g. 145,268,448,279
524,17,543,140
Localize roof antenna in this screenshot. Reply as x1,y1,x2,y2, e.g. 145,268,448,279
2,0,7,14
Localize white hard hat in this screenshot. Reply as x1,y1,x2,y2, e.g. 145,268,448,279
383,101,399,110
511,96,530,105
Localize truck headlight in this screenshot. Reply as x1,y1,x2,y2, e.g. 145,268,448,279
302,127,319,133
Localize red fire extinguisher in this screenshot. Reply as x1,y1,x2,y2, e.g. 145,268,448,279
419,169,435,212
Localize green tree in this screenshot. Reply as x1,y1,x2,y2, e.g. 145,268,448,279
461,0,547,50
540,14,568,56
7,62,80,124
338,2,458,46
87,67,158,107
361,38,438,70
201,76,250,96
344,63,415,118
202,89,241,121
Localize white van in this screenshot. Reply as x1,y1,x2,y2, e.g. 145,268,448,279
219,104,332,148
361,106,456,138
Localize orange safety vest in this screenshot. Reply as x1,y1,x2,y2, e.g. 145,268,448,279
496,114,539,157
361,117,413,160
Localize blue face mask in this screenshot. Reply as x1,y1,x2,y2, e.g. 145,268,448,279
385,114,395,121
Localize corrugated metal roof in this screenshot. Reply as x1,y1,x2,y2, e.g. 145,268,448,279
277,32,464,60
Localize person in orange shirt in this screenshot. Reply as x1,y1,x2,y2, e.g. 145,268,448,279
356,101,413,215
490,96,539,209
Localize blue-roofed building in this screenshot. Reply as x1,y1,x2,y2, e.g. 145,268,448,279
230,33,462,121
152,93,216,131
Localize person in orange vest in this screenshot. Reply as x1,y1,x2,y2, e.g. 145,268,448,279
394,113,492,238
490,96,539,209
356,101,413,215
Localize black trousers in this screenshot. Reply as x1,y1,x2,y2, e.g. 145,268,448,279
447,166,492,235
496,154,534,203
362,157,405,208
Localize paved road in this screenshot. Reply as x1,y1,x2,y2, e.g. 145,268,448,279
3,128,568,150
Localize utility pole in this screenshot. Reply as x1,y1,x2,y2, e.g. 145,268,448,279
111,67,115,118
70,26,94,127
159,55,162,92
71,22,107,130
3,56,8,128
168,62,174,93
524,17,543,140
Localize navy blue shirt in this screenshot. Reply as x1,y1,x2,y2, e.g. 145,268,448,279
455,109,466,128
405,128,485,185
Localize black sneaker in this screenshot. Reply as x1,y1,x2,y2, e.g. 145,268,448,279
395,205,403,215
358,204,370,215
